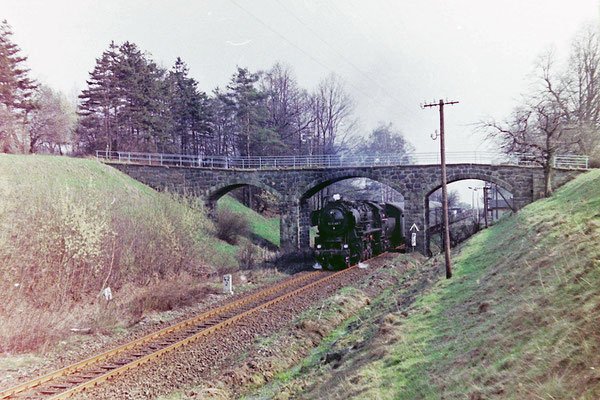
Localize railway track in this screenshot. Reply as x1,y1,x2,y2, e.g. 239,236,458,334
0,263,368,399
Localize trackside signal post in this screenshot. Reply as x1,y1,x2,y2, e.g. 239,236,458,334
423,99,459,279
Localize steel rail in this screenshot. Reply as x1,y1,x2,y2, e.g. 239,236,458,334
0,270,322,399
48,265,357,399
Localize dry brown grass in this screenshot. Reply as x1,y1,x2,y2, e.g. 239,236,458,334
0,156,241,353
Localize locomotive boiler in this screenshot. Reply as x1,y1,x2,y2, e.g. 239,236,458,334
311,196,405,269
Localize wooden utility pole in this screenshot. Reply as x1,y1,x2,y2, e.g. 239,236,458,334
424,99,458,279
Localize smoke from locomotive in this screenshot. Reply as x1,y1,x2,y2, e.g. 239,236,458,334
311,195,405,269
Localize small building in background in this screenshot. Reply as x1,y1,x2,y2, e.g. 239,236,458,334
485,184,514,222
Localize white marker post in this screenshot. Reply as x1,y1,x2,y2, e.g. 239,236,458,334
222,274,233,295
409,223,420,252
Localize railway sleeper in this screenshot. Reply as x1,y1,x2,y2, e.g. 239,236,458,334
39,389,59,395
88,369,107,375
49,384,70,389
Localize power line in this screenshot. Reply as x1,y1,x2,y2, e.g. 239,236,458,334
228,0,379,103
227,0,423,128
272,0,419,119
323,1,430,128
228,0,334,75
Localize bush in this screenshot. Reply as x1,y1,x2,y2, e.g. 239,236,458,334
215,208,250,245
238,241,258,269
0,156,242,352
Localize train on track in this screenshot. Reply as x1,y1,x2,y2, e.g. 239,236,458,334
311,195,405,269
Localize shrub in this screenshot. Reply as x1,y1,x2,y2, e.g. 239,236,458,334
215,208,250,245
238,241,258,269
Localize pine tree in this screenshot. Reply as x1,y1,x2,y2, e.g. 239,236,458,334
168,57,212,154
222,67,279,156
78,41,172,153
78,41,120,153
0,20,37,114
0,19,37,152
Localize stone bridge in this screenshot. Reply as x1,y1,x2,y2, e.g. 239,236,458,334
108,162,584,254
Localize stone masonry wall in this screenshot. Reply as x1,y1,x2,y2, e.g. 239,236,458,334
110,162,586,254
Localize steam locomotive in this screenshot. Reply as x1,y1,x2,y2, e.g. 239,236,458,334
311,195,405,269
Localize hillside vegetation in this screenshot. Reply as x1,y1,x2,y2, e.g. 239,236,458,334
248,169,600,399
0,154,279,352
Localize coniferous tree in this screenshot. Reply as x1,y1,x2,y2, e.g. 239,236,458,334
78,41,119,153
114,41,170,151
210,87,238,156
78,41,172,153
0,20,37,114
221,67,280,156
168,57,213,154
0,19,37,152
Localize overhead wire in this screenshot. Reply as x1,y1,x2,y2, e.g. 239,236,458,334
227,0,425,129
227,0,389,104
272,0,421,120
327,1,424,99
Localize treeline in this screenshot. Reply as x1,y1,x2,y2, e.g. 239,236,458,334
0,18,413,213
78,41,360,157
1,17,368,158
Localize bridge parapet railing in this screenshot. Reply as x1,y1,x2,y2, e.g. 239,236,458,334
96,151,589,170
553,155,589,169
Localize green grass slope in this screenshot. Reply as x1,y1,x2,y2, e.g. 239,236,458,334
250,169,600,399
0,154,279,352
218,195,280,248
386,169,600,399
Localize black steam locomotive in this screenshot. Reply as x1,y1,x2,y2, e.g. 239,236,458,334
311,196,405,269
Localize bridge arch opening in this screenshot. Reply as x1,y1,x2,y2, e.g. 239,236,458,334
206,182,283,250
299,173,406,202
425,178,514,255
298,175,406,250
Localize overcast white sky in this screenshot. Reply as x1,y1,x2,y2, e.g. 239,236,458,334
3,0,599,157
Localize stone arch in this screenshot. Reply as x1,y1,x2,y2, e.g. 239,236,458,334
205,179,283,204
297,170,407,201
422,170,515,256
423,171,515,199
205,178,286,249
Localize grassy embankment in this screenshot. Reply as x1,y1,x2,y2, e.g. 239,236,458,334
246,169,600,399
0,154,280,353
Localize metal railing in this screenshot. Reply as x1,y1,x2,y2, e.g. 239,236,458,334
95,150,590,170
553,154,589,169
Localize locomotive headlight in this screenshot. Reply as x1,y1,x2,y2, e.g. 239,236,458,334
343,244,349,249
316,244,322,249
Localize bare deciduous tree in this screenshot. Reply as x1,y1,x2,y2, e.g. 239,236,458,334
561,26,600,163
481,27,600,195
260,63,313,154
309,73,356,155
482,96,575,196
28,85,76,154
